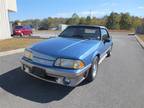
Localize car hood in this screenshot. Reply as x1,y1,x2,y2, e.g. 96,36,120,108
31,37,100,59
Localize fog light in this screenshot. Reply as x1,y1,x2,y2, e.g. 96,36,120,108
63,77,71,85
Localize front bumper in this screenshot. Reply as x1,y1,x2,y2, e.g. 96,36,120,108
20,58,91,87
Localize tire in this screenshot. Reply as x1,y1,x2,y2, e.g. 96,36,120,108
20,33,24,37
107,46,112,57
86,57,99,82
29,32,32,36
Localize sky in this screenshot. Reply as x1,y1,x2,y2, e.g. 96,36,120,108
10,0,144,21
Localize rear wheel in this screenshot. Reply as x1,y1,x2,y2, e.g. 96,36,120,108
86,57,99,82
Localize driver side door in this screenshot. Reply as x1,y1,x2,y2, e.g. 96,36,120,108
100,28,111,58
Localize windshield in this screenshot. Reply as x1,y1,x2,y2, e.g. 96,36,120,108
59,26,101,40
15,26,23,29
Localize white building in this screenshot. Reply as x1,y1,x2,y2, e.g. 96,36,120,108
0,0,17,39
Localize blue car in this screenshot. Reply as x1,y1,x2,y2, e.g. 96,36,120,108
21,25,113,87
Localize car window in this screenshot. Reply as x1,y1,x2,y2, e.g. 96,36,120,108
23,26,27,29
15,26,23,29
59,26,101,40
101,29,109,39
23,26,32,29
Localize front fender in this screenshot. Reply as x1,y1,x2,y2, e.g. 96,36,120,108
91,51,100,62
79,49,100,67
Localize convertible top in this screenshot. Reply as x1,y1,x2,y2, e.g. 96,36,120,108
68,25,107,29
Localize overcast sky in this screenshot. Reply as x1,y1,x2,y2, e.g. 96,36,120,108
10,0,144,21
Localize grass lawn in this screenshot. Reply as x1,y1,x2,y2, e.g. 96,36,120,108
0,38,45,52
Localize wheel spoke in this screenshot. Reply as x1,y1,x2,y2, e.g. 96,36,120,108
92,62,97,78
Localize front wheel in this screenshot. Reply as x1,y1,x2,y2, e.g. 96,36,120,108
20,33,24,37
29,32,32,36
86,57,99,82
107,46,113,57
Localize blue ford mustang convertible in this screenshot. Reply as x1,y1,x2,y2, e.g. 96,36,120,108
21,25,113,87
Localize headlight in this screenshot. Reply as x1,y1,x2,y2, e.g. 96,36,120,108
24,50,33,59
55,58,85,69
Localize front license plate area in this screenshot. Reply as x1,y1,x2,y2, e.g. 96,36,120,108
31,67,46,78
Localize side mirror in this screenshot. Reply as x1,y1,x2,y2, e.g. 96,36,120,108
102,36,110,43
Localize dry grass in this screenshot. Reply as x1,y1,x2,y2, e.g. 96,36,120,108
34,30,61,34
109,30,131,32
0,38,45,52
109,29,135,36
139,35,144,41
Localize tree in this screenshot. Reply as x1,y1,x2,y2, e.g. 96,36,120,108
72,13,79,19
39,18,49,29
90,17,97,25
47,17,55,27
142,18,144,25
79,17,86,24
120,13,132,30
85,16,92,25
12,12,143,31
131,16,142,29
13,20,21,25
66,13,80,25
31,19,41,30
106,12,121,29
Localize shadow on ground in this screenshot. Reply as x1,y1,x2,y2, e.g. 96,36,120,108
0,67,74,103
